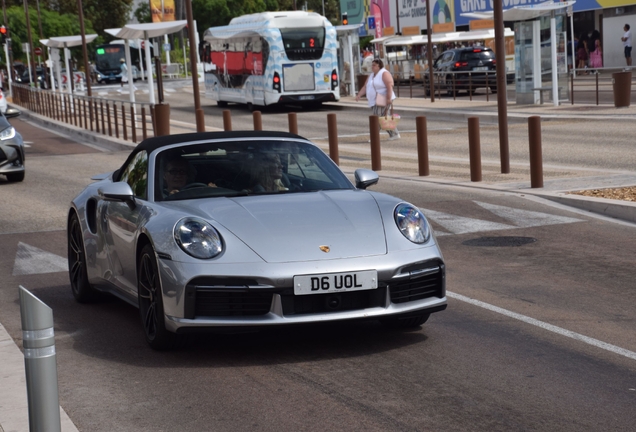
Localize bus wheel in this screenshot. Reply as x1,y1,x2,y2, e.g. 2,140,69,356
217,100,228,107
247,102,255,112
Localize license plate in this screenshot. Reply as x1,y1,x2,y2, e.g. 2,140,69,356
299,95,315,101
294,270,378,295
473,66,488,71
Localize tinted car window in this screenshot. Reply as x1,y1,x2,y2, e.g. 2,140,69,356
460,51,494,61
154,140,353,201
119,150,148,199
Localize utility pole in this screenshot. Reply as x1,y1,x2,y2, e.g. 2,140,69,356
77,0,92,97
23,0,37,87
493,0,510,173
185,0,204,132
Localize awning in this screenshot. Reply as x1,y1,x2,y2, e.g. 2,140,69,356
40,34,98,48
461,1,576,21
105,21,187,40
369,35,398,44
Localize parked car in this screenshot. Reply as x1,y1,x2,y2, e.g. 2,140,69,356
68,131,447,350
0,108,25,182
425,46,499,96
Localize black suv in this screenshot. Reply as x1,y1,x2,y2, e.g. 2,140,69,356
425,47,498,96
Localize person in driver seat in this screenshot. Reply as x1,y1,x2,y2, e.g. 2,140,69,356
163,157,191,196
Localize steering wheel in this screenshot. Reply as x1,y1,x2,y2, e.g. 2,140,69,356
180,182,209,191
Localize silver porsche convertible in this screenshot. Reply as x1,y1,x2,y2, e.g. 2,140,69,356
68,131,446,349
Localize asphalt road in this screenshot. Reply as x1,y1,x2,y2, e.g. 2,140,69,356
1,113,635,431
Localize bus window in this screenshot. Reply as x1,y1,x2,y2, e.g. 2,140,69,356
279,27,325,60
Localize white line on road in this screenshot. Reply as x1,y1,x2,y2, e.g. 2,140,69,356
448,291,636,361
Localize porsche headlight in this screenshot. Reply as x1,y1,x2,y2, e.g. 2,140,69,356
0,126,16,141
174,218,223,259
394,204,430,244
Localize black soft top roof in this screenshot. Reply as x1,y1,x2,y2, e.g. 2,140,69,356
133,130,306,154
114,131,307,181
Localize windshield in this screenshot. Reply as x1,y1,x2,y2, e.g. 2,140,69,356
279,27,325,60
96,45,125,72
155,139,353,201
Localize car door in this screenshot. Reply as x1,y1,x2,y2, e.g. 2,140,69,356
104,150,153,296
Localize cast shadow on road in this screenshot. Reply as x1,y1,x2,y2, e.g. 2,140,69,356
27,284,430,369
173,102,348,117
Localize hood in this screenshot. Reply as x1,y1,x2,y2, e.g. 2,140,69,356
184,190,387,263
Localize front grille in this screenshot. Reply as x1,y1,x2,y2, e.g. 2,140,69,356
389,266,444,304
185,277,273,318
281,288,385,316
194,290,273,317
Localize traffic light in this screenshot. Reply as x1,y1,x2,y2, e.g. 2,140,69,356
342,13,348,26
0,26,7,45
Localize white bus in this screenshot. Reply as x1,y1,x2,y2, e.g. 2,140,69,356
202,11,340,110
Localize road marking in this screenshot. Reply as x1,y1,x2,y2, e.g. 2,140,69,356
448,291,636,361
423,208,513,235
422,201,584,236
475,201,584,227
12,242,67,276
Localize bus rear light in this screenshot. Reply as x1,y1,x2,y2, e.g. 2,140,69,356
331,69,338,90
273,72,281,93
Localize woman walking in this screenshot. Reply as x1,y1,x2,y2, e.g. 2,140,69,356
355,58,400,140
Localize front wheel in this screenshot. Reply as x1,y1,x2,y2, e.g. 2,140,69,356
138,244,182,350
68,213,99,302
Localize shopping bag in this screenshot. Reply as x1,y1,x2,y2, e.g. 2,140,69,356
379,105,400,130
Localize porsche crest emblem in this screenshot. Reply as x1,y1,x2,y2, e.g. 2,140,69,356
319,245,330,253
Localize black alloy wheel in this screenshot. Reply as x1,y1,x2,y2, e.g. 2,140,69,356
68,213,98,302
138,244,182,350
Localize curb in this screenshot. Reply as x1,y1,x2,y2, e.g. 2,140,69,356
539,192,636,225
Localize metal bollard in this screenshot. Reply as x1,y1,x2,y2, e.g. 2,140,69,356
528,116,544,188
288,112,298,135
154,103,170,137
468,116,482,182
252,111,262,131
19,286,62,432
369,115,381,171
327,113,339,165
223,110,232,131
416,116,429,176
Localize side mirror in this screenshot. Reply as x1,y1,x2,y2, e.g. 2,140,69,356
354,169,379,190
4,108,21,118
98,182,136,208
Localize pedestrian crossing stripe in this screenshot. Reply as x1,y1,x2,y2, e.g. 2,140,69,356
12,242,67,276
421,201,584,236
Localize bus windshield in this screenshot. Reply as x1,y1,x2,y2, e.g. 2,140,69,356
96,46,125,73
280,27,325,60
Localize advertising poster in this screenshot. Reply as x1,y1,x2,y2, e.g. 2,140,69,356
150,0,175,23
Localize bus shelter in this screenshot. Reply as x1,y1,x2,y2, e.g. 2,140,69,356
41,34,98,98
105,21,187,105
335,24,363,96
463,1,576,106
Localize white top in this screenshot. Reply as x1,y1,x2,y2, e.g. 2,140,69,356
623,29,632,48
365,68,396,108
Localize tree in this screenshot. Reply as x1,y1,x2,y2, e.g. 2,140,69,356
5,6,96,61
134,2,152,24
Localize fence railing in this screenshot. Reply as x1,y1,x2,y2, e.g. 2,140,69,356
390,67,635,105
11,84,156,143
